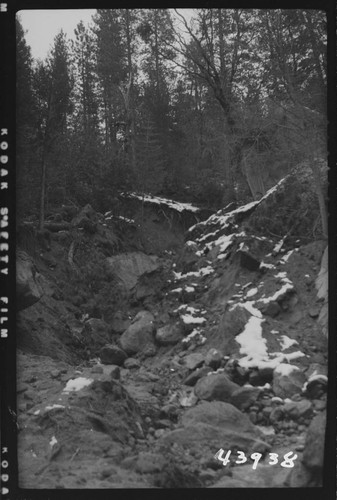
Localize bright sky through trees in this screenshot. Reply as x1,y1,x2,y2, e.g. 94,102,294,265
18,9,193,61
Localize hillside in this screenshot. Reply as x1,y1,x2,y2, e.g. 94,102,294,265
16,176,328,488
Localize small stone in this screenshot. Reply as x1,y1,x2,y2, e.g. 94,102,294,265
154,429,165,438
309,307,319,318
230,386,261,411
238,250,260,271
24,390,36,401
249,411,257,424
313,399,326,411
262,406,272,419
155,323,184,346
109,365,120,380
183,366,213,386
99,344,128,366
183,352,204,371
160,404,179,420
17,383,29,394
124,358,140,369
283,400,313,420
291,393,302,401
51,370,61,379
204,348,223,370
270,406,284,423
261,301,281,318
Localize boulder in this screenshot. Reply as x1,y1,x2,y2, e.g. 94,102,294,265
302,411,326,470
272,364,306,398
183,366,213,386
194,373,240,402
124,358,141,369
181,401,259,435
217,305,251,348
16,251,43,310
248,366,274,386
204,348,223,369
283,400,313,420
315,246,328,300
99,345,127,366
109,312,131,335
159,414,269,460
119,311,155,355
238,250,261,271
230,386,261,411
105,252,159,291
183,352,204,371
155,323,184,346
260,301,281,318
83,319,111,351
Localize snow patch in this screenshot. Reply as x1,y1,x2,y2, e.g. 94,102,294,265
63,377,93,393
230,301,262,318
274,364,300,376
279,335,298,351
49,436,58,447
45,404,65,411
280,250,294,263
235,316,267,367
181,314,206,325
245,287,258,298
125,192,200,213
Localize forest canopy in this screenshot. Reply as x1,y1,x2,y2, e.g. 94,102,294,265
16,9,327,238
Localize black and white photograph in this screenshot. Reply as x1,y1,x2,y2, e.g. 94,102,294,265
1,3,335,495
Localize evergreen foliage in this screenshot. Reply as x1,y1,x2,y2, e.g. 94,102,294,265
16,9,327,239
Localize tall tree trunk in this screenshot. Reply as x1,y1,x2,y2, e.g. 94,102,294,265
125,10,137,180
39,154,47,231
309,158,328,239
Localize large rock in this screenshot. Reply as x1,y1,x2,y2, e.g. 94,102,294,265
82,319,111,351
217,305,251,351
286,411,326,488
181,401,258,435
105,252,160,291
119,310,155,355
183,366,213,386
159,402,269,459
183,352,204,371
194,373,240,402
230,386,261,411
155,323,184,346
99,344,128,366
272,364,306,398
302,412,326,471
16,251,43,310
283,400,313,420
204,348,223,369
316,246,328,336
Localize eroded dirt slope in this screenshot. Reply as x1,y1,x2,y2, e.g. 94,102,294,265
16,181,328,488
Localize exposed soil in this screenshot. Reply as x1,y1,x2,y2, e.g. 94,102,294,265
16,191,328,488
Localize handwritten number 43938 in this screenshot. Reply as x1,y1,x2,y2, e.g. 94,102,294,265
214,449,298,470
